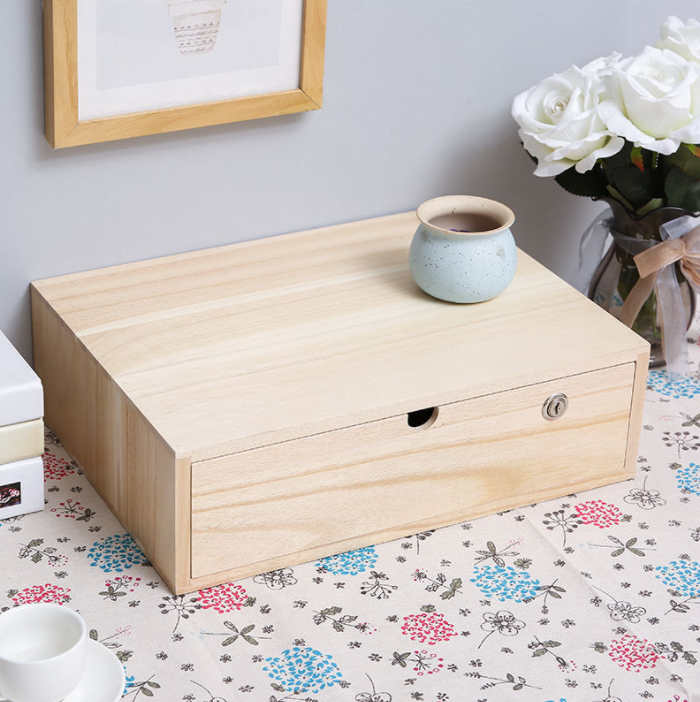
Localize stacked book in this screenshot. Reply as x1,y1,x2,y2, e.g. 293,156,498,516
0,332,44,519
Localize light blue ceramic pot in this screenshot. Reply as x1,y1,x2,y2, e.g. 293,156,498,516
409,195,517,303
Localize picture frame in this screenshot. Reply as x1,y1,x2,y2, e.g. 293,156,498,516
43,0,327,148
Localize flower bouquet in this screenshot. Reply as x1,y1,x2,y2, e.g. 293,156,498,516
512,17,700,372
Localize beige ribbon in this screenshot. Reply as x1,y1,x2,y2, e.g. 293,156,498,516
620,226,700,328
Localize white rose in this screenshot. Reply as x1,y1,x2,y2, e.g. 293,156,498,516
657,16,700,64
582,51,623,77
598,46,700,154
512,66,623,177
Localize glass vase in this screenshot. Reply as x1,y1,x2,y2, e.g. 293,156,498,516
587,199,696,367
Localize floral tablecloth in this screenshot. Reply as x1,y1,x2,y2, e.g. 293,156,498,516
3,340,700,702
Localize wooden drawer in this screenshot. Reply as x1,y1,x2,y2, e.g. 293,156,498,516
32,212,649,594
192,363,635,580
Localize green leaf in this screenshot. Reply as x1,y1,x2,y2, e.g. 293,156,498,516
147,682,161,689
532,648,547,657
605,185,635,212
552,586,565,592
392,651,410,668
513,684,524,691
542,640,561,648
440,590,455,600
450,578,462,591
31,552,43,563
684,651,697,665
487,541,496,554
667,144,700,179
322,606,342,616
27,539,44,548
555,165,608,199
240,625,255,635
141,688,153,697
637,198,664,217
628,548,646,557
625,538,638,548
242,635,259,646
630,145,645,170
89,629,99,641
671,641,684,651
607,166,655,209
548,590,561,599
665,167,693,207
222,636,238,646
506,673,514,682
610,548,625,558
420,604,436,613
332,621,345,632
243,596,256,607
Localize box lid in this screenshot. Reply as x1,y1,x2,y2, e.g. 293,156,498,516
0,332,43,427
31,213,648,462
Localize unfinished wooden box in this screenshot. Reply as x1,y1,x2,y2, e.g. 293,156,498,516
31,213,649,594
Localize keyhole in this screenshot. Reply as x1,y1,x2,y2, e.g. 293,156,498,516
542,393,568,421
407,406,438,428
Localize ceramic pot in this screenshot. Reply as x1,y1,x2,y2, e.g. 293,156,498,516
409,195,517,303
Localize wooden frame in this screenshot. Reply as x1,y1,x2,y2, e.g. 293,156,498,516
43,0,327,149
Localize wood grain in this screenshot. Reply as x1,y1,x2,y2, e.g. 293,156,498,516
191,363,635,579
32,212,649,593
43,0,327,148
33,214,649,463
31,292,190,593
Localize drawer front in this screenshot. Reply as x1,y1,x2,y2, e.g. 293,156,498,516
191,363,636,579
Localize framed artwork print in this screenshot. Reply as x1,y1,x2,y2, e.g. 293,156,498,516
44,0,327,148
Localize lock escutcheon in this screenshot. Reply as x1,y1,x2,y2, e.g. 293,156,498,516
542,392,568,420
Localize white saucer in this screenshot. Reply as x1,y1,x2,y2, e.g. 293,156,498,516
64,638,125,702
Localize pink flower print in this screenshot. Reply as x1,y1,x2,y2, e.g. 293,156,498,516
401,612,457,645
42,452,76,481
608,634,660,672
411,650,444,676
574,500,622,528
12,583,71,606
197,582,250,613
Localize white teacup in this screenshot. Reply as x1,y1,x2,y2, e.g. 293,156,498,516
0,603,87,702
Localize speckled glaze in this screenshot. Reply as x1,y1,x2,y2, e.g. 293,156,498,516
409,195,517,303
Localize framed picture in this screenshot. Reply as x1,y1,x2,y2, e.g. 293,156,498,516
43,0,327,148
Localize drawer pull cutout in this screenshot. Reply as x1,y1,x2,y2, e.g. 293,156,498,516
407,406,438,429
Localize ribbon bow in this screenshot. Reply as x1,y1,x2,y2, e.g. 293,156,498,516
619,217,700,377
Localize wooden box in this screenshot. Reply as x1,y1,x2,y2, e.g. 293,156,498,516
31,213,649,594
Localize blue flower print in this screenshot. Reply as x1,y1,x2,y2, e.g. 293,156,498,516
655,560,700,598
88,533,147,573
676,463,700,496
263,646,343,693
647,369,700,399
470,565,541,602
315,546,378,575
123,668,135,695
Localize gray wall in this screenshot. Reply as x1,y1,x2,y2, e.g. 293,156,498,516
1,0,697,360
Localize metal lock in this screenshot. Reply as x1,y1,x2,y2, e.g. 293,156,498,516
542,392,568,420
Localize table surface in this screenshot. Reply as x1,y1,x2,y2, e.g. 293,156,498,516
2,335,700,702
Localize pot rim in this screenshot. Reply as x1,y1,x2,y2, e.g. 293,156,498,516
417,195,515,236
